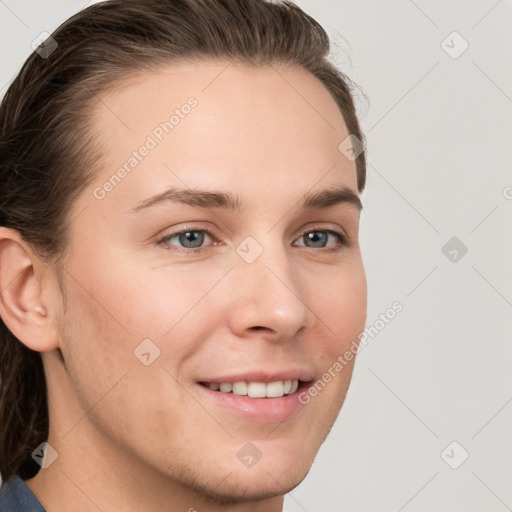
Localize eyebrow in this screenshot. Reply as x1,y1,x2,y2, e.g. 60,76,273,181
129,184,362,214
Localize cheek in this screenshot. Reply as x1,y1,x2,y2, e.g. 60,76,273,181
306,262,366,414
56,265,201,447
59,251,227,397
317,262,367,355
58,274,132,412
64,244,212,339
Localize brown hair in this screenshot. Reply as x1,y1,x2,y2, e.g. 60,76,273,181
0,0,367,481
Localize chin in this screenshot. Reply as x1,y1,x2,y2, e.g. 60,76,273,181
171,443,315,506
233,447,314,498
214,418,328,501
198,463,311,506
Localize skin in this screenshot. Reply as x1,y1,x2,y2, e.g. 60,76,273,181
0,61,367,511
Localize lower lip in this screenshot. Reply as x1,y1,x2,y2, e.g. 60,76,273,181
196,382,310,423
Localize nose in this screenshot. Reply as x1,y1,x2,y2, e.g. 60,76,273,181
226,239,316,342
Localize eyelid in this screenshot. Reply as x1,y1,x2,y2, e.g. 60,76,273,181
296,222,348,239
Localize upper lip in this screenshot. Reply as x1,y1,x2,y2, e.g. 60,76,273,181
198,368,315,384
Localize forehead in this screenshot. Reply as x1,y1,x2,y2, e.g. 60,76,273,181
85,60,357,211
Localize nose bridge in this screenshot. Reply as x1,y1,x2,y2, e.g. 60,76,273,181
227,233,315,338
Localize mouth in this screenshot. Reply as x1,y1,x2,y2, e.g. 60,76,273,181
196,378,313,423
198,379,301,398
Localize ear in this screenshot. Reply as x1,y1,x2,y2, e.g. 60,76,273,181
0,227,60,352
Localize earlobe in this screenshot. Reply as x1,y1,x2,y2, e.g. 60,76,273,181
0,227,59,352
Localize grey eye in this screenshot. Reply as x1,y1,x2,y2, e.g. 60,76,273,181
165,230,212,249
303,231,329,248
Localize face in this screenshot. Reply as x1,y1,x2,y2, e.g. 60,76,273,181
46,61,367,503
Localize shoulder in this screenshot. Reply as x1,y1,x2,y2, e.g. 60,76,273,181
0,475,46,511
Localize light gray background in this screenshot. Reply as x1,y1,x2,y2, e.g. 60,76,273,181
1,1,511,511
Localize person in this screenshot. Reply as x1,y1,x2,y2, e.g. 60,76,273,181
0,0,368,510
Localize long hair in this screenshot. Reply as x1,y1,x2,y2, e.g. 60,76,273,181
0,0,367,481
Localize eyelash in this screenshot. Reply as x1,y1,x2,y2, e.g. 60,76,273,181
157,225,350,254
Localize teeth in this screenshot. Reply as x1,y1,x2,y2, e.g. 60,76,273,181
266,381,284,397
248,382,266,398
204,379,300,398
219,383,232,393
232,381,248,395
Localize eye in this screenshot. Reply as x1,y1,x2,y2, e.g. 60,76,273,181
158,226,349,254
294,229,348,251
159,228,215,252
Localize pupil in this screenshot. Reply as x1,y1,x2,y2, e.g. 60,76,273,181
180,231,204,248
307,231,327,247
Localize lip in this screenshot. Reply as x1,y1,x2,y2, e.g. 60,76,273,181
197,368,315,384
195,379,312,423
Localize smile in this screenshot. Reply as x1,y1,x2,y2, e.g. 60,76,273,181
199,379,300,398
